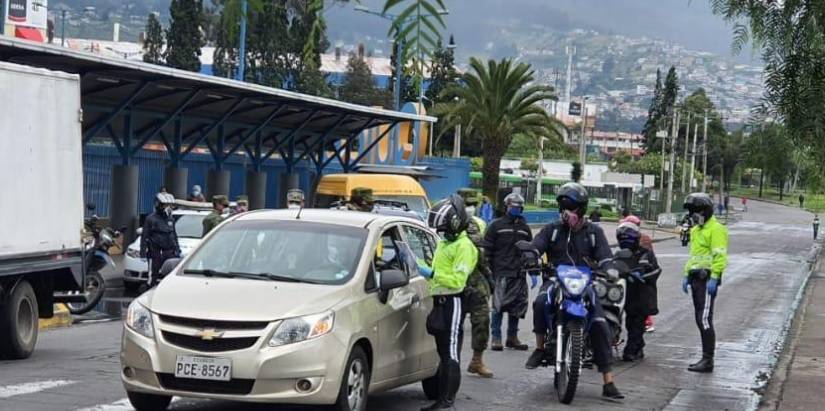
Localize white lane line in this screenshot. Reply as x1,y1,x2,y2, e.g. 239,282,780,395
0,380,77,399
76,397,180,411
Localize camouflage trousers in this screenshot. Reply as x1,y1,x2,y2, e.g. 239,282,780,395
464,271,492,352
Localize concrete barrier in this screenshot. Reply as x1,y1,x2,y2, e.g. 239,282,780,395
38,304,72,330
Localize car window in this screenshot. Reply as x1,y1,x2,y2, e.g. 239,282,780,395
174,214,206,238
373,226,414,278
183,221,367,285
402,225,436,266
375,195,429,220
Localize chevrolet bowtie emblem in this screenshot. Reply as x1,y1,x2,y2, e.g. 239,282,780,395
195,328,224,340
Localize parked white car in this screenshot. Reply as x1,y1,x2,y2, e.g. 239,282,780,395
123,209,212,291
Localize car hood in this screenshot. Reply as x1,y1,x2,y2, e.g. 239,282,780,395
145,273,352,322
128,237,200,256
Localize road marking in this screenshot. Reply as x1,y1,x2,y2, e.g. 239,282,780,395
76,397,180,411
0,380,77,398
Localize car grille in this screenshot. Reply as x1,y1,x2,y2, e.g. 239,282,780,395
157,373,254,395
162,331,259,352
158,314,268,330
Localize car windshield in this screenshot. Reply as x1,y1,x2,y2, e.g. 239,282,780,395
181,220,367,285
174,214,206,238
375,195,429,219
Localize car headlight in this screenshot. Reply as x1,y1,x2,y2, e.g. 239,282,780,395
593,281,607,298
268,311,334,347
126,248,140,259
607,285,624,303
562,275,589,296
126,300,155,338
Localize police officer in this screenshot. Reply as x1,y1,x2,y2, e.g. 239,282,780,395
526,183,624,399
457,189,494,378
416,195,477,410
484,193,532,351
615,219,661,362
287,188,305,209
202,195,229,236
140,193,180,287
347,187,375,211
682,193,729,373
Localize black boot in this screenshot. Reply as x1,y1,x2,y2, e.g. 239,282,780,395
421,400,454,410
622,348,644,362
525,349,546,369
687,357,714,373
602,382,625,400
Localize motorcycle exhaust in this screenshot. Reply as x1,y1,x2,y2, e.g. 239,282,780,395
555,324,563,373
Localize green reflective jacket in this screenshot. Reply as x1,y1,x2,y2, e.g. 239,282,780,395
684,216,729,280
428,232,478,296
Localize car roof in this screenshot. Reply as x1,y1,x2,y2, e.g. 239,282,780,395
233,208,428,229
173,209,211,216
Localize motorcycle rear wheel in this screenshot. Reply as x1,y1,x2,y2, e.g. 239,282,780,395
555,319,584,404
68,271,105,315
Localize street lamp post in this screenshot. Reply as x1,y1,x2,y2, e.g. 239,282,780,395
579,96,589,168
536,136,548,205
236,0,248,82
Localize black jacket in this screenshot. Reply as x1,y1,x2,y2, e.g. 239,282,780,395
484,214,533,278
140,212,180,257
531,221,613,269
620,246,661,316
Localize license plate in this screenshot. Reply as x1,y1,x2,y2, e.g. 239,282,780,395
174,356,232,381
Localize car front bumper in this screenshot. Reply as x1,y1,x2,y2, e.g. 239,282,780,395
120,319,348,405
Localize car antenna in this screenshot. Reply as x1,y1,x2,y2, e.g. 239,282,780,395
295,204,304,220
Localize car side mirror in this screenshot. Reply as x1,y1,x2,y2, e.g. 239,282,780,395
159,258,181,277
379,269,409,292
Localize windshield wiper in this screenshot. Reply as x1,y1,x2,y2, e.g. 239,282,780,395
182,269,236,278
250,272,324,284
183,269,321,283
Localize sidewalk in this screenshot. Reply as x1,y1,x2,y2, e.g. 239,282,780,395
761,245,825,411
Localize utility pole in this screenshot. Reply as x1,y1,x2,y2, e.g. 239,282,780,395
681,112,691,193
536,137,547,205
701,109,709,193
236,0,248,81
60,9,68,46
564,46,575,103
452,123,461,158
579,98,588,168
393,40,405,110
666,109,680,213
689,117,699,190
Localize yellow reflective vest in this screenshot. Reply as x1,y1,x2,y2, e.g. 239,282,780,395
684,216,729,280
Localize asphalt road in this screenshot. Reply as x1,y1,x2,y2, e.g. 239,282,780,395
0,200,816,411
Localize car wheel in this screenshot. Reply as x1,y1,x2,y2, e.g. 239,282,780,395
421,372,440,401
126,391,172,411
332,346,370,411
0,280,38,360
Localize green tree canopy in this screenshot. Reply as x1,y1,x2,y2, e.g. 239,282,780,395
165,0,206,72
143,13,164,65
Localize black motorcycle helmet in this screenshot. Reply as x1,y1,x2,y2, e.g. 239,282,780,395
428,194,469,241
616,221,642,250
556,182,589,217
684,193,714,223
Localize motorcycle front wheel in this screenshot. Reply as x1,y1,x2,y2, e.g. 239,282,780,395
555,319,584,404
68,271,105,315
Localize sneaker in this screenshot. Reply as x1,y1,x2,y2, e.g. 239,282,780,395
525,349,545,369
602,382,625,400
645,316,655,333
622,349,644,362
490,338,503,352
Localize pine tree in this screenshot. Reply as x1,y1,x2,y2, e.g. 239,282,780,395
340,46,384,106
426,36,458,108
661,66,679,117
292,0,331,96
642,69,663,150
143,13,164,65
165,0,206,72
211,10,237,79
247,0,290,87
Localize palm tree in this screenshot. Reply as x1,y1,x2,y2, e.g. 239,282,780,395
436,57,562,201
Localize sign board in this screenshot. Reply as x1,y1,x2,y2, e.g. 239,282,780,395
656,130,668,138
568,101,582,116
5,0,48,29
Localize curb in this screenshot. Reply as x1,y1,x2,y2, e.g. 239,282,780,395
38,304,72,330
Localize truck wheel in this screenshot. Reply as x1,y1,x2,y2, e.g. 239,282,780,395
0,280,39,360
126,391,172,411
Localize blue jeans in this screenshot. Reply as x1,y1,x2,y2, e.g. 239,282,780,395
491,311,520,340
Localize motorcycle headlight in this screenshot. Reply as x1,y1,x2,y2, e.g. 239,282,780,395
607,286,624,303
126,248,140,259
126,300,155,338
594,281,607,298
268,311,334,347
562,275,589,296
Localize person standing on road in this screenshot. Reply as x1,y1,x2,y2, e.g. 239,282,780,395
188,185,205,202
415,195,477,411
484,193,533,352
140,193,180,287
814,215,820,240
616,220,661,362
590,205,602,225
526,183,625,400
742,196,748,212
620,214,656,332
202,195,229,236
480,196,494,224
456,189,495,378
682,193,729,373
286,188,305,209
800,193,806,209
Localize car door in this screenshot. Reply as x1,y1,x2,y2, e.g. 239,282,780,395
400,224,440,373
372,225,422,383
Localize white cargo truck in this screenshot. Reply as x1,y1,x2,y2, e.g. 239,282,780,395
0,61,85,359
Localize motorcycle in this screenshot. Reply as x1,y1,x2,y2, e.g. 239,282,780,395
517,242,629,405
67,206,123,315
680,220,691,247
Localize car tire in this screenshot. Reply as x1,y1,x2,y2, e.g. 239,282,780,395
126,390,172,411
421,372,440,401
0,280,39,360
331,346,370,411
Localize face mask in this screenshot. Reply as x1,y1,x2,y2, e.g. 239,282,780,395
507,207,523,217
163,206,173,218
690,212,706,226
562,209,582,230
288,203,301,209
465,206,476,216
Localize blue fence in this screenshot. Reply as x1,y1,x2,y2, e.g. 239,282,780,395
83,145,470,217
